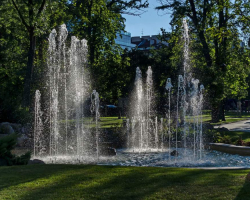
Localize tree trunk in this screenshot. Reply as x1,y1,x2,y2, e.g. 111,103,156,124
22,30,36,107
220,100,226,121
211,104,220,123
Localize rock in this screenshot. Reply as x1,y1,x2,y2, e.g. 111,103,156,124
100,147,116,156
170,150,179,157
28,159,45,165
17,134,30,147
246,173,250,182
0,122,15,134
202,123,214,130
9,123,22,133
217,127,229,132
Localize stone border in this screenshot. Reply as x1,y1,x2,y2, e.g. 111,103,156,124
209,143,250,156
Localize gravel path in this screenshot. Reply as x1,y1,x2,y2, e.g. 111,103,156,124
214,119,250,132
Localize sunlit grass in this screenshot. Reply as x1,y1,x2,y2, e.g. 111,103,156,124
61,117,126,128
0,165,249,200
60,110,250,129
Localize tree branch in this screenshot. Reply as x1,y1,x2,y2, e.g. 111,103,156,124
11,0,30,31
37,0,47,18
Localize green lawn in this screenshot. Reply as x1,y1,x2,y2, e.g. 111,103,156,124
62,110,250,129
64,117,126,128
0,165,249,200
201,111,250,125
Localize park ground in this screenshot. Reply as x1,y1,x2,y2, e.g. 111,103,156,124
2,111,250,200
85,111,250,128
0,165,250,200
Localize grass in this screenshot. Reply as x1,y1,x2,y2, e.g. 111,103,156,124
209,111,250,126
64,117,126,128
60,110,250,129
211,118,250,126
0,165,250,200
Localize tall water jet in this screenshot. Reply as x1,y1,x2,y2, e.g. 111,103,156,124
69,36,88,155
129,66,158,151
183,19,191,84
164,19,205,160
34,90,44,156
165,78,173,156
199,85,204,159
146,66,153,148
160,118,164,151
126,119,130,148
176,75,184,154
190,78,200,157
91,90,100,160
36,24,90,158
59,25,69,154
155,117,158,149
47,28,58,156
133,67,143,150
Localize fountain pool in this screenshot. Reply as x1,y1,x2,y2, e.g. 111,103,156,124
35,148,250,168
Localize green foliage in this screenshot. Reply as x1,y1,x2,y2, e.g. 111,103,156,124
12,152,31,165
0,134,30,166
216,134,232,144
0,133,18,165
215,130,250,145
67,0,135,103
156,0,250,122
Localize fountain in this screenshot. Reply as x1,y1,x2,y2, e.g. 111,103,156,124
32,22,250,168
127,66,159,152
34,24,99,161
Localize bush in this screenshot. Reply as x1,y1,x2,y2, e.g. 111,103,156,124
0,133,30,166
13,152,31,165
203,129,219,143
217,135,231,144
236,137,244,146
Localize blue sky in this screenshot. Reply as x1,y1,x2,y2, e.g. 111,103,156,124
123,0,172,36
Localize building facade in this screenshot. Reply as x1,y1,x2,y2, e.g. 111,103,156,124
131,35,168,51
115,31,136,50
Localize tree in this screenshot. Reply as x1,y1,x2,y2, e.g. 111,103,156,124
0,0,29,122
67,0,148,103
156,0,250,122
10,0,67,107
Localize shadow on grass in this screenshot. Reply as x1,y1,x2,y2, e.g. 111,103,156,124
15,166,206,200
235,178,250,200
1,165,249,200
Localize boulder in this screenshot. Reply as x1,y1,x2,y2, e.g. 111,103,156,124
0,122,15,135
202,123,214,130
100,147,116,156
28,159,45,165
217,127,229,132
170,150,179,157
17,134,30,147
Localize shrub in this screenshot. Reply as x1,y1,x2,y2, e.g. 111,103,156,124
0,133,31,166
236,138,244,146
217,135,231,144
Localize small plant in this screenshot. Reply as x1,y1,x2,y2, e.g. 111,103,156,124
13,152,31,165
245,142,250,146
236,137,244,146
0,133,31,166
